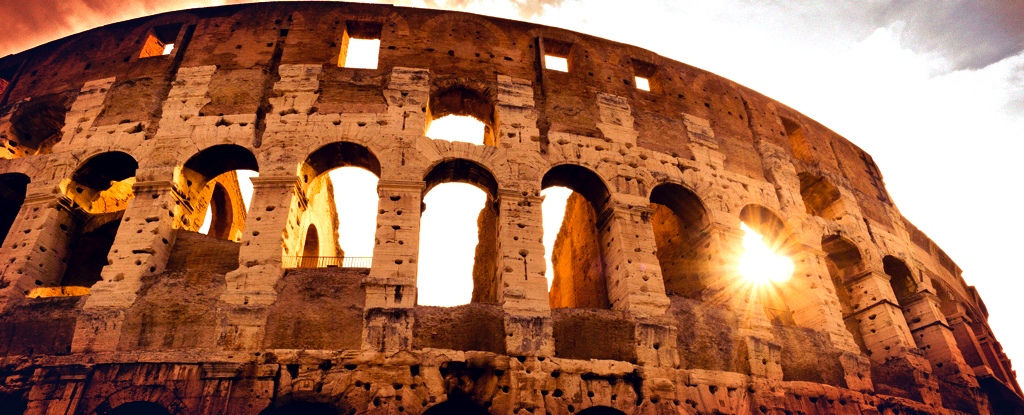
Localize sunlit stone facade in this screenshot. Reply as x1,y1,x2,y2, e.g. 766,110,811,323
0,2,1019,414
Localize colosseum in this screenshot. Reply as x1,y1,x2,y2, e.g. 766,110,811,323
0,2,1019,414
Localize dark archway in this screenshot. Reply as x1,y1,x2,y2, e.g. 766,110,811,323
541,164,612,309
0,173,29,246
822,234,870,355
884,256,916,304
67,151,138,213
62,218,121,287
104,401,172,415
427,85,495,146
302,141,381,182
207,183,234,239
648,182,709,298
300,224,320,268
798,172,843,219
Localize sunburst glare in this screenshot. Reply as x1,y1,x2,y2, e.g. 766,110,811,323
737,222,794,285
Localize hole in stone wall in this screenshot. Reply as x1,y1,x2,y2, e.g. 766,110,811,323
649,183,709,299
542,164,613,310
339,21,382,69
139,24,182,58
426,115,486,145
635,76,650,91
540,37,572,72
8,96,69,155
632,59,657,92
418,159,498,306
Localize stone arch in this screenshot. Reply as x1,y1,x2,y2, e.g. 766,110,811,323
66,151,139,213
648,181,710,299
798,172,844,219
883,255,917,305
5,93,71,156
738,204,800,324
300,224,321,268
419,158,501,305
0,173,29,246
177,144,258,240
822,233,870,355
285,141,381,267
542,163,614,309
88,385,185,415
427,81,497,146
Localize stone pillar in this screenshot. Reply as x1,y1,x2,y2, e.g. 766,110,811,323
599,204,670,318
844,269,941,404
901,292,979,387
24,366,90,415
0,188,75,312
493,190,554,356
948,313,997,377
217,174,298,350
73,179,176,353
362,180,422,354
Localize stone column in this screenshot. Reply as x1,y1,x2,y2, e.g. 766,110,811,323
362,180,422,354
24,366,90,415
493,190,553,356
599,204,670,317
217,174,298,350
0,188,75,312
901,292,979,387
73,179,177,353
844,269,941,404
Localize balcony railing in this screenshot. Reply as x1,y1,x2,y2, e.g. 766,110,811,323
287,256,372,269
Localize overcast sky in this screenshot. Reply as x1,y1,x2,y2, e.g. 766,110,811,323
3,0,1022,385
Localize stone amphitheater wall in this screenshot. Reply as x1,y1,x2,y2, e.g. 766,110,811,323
0,2,1019,414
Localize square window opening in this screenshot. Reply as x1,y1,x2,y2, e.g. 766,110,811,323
139,24,182,58
340,21,383,69
635,76,650,91
544,55,568,72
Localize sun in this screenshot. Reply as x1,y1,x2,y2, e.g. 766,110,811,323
737,222,794,285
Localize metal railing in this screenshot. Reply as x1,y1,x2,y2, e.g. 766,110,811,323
288,256,372,269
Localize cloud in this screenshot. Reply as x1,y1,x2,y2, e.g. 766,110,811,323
418,0,564,18
873,0,1024,71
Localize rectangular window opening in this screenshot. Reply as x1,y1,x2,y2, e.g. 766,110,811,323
540,37,573,72
631,59,657,92
139,23,182,58
340,21,383,69
544,55,568,72
635,76,650,91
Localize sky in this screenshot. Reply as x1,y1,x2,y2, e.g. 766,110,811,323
3,0,1022,385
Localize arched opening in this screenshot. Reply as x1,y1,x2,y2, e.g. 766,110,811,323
576,406,628,415
418,159,498,306
798,172,844,219
426,85,494,146
542,164,612,309
884,256,917,305
260,401,337,415
106,401,171,415
7,97,69,156
30,151,138,296
0,173,29,246
288,142,381,268
737,205,798,325
422,394,489,415
179,144,259,242
301,225,320,268
648,182,709,299
822,234,870,355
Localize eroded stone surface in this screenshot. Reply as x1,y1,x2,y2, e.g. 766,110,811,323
0,2,1018,415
